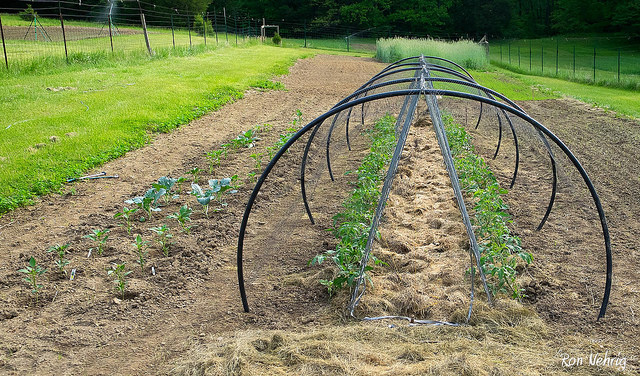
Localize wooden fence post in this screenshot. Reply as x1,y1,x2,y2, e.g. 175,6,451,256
58,1,69,62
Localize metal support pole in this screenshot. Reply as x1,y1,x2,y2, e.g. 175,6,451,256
188,13,192,48
136,0,152,56
500,44,502,62
508,42,511,64
0,14,8,70
170,13,175,49
234,16,237,46
59,1,68,62
108,14,114,53
593,46,596,82
618,48,621,82
573,45,576,77
204,13,207,46
529,40,532,71
518,45,520,67
541,45,544,73
556,38,560,76
304,20,307,48
224,8,228,43
214,9,218,44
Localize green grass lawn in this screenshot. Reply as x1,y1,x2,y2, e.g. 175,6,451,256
470,67,640,119
0,44,311,214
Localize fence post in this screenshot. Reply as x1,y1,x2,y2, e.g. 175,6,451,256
573,45,576,77
188,13,192,48
518,45,520,67
556,38,560,76
136,0,153,55
203,13,207,46
214,8,218,44
617,48,620,83
224,7,228,43
529,40,532,71
234,16,238,46
58,1,69,62
593,46,596,82
508,41,511,64
170,13,175,49
541,44,544,73
304,20,307,48
500,44,502,62
0,14,8,70
108,13,114,53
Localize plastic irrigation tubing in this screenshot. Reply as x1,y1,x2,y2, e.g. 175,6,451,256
380,55,475,81
301,74,517,226
237,88,611,320
300,77,421,224
372,59,485,134
493,110,504,159
323,65,486,181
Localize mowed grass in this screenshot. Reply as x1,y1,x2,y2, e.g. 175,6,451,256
0,44,310,213
470,68,640,119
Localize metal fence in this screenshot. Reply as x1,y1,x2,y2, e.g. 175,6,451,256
489,37,640,87
0,0,471,71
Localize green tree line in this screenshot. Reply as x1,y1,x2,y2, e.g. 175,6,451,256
208,0,639,38
4,0,639,37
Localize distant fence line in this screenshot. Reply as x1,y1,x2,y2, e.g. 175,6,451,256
489,37,640,86
0,0,475,71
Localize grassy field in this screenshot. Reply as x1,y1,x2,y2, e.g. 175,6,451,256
0,44,310,213
489,36,640,90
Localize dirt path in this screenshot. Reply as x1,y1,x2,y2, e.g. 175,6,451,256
0,54,387,375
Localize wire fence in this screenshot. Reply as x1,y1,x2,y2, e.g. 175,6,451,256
489,37,640,88
0,0,472,72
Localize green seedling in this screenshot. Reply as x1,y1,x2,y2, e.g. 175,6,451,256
47,243,70,275
174,176,187,194
84,228,110,256
188,167,201,184
18,257,47,302
254,123,272,134
250,152,263,171
208,175,239,207
133,234,150,273
190,183,214,217
114,206,139,234
125,188,165,219
168,205,193,233
153,176,179,203
230,129,257,149
150,224,173,257
205,150,226,173
107,263,132,299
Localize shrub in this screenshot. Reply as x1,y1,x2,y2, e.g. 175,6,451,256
193,14,214,36
272,32,282,46
19,4,37,21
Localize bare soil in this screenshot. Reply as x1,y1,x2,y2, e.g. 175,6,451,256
0,54,638,374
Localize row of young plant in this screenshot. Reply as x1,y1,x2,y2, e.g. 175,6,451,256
443,113,533,299
18,110,305,302
310,114,397,296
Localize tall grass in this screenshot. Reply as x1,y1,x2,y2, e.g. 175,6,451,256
376,37,488,69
